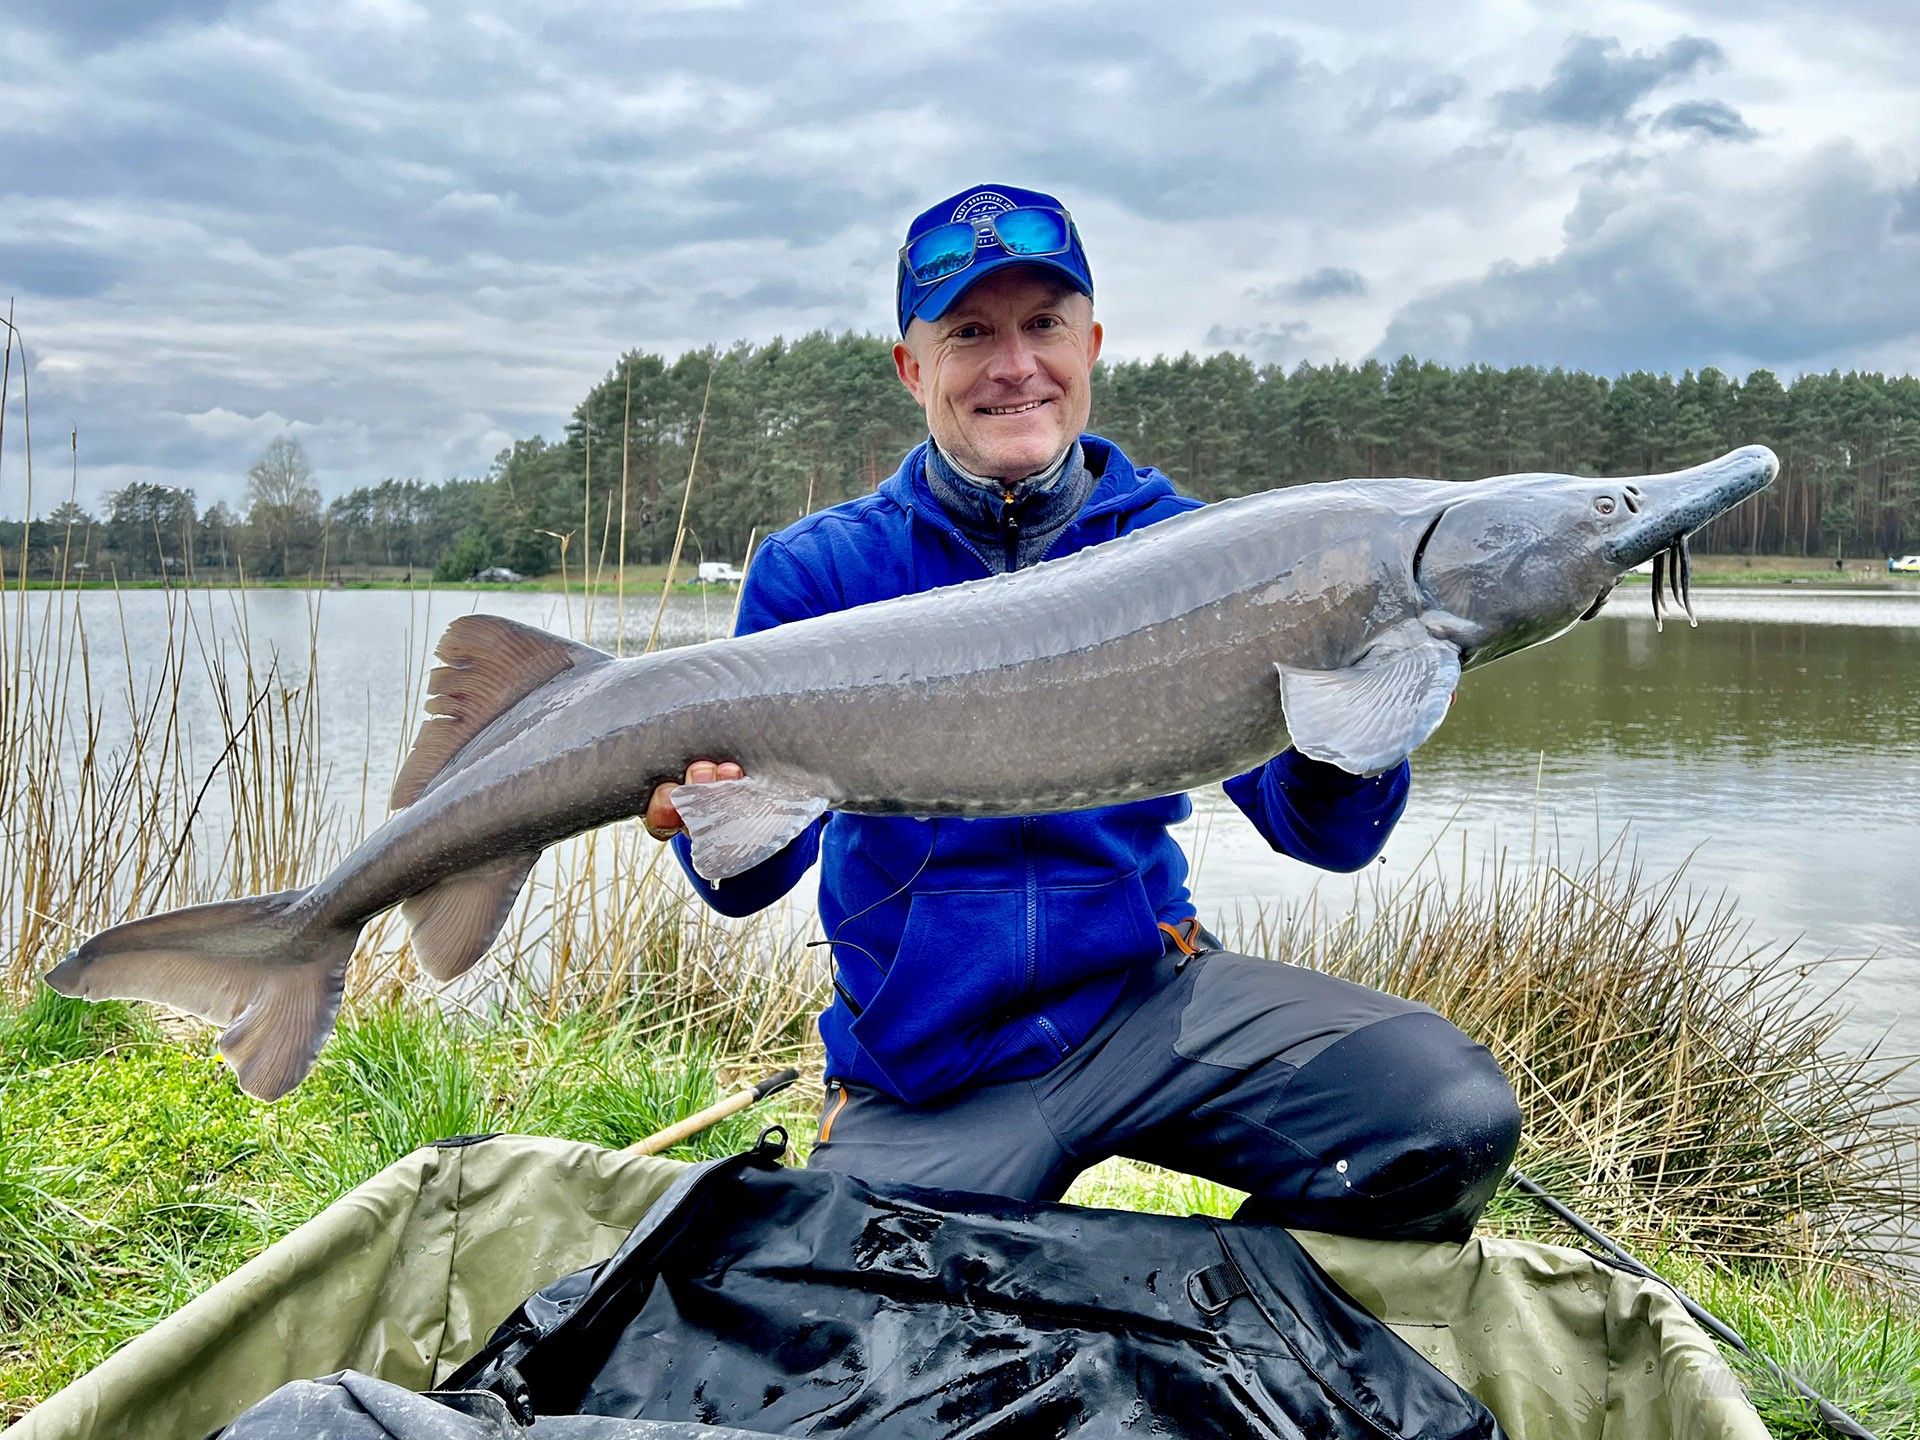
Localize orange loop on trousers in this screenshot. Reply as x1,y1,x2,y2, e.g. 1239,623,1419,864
1158,918,1203,957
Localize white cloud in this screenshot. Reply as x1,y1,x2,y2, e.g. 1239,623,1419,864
181,407,311,443
1,0,1918,513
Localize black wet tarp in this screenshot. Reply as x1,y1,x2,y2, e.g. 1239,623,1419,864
222,1133,1503,1439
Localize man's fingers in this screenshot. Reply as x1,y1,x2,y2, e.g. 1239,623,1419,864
646,759,746,840
645,782,684,837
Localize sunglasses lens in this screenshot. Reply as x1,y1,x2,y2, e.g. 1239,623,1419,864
994,208,1071,256
906,223,976,284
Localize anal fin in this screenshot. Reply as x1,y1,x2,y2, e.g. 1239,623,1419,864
1277,624,1462,776
670,777,828,883
401,851,540,981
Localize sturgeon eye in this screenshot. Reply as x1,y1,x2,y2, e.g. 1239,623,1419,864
1594,496,1617,515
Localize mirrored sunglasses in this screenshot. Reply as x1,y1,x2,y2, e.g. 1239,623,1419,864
901,207,1076,287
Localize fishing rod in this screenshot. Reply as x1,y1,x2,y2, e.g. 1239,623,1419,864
625,1067,802,1156
1508,1169,1879,1440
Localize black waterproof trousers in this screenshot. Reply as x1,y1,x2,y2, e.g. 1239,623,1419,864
809,942,1521,1241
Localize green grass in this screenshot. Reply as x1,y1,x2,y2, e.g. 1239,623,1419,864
1619,552,1920,587
5,989,1913,1437
0,991,808,1421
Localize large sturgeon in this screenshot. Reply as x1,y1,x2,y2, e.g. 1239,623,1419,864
48,445,1777,1098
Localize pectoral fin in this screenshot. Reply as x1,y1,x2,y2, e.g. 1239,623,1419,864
1276,627,1461,776
670,777,829,883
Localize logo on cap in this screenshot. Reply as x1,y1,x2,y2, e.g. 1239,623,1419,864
951,191,1017,224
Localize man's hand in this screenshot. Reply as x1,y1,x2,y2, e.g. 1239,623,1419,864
645,759,744,839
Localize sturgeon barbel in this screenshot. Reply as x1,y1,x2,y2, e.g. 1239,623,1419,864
48,445,1777,1098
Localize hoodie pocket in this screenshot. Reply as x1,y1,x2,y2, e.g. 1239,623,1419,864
1034,871,1161,1011
849,887,1026,1101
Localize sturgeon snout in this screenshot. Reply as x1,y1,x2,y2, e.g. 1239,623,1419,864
1601,445,1779,629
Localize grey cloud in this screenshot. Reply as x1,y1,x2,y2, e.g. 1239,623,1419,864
1204,321,1312,365
0,242,119,299
697,277,870,315
1352,74,1466,129
1896,180,1920,234
1376,142,1920,373
1202,37,1310,108
1498,34,1723,131
12,0,242,52
1654,100,1757,141
1283,267,1369,301
1395,76,1466,121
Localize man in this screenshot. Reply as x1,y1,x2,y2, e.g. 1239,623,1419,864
646,184,1520,1240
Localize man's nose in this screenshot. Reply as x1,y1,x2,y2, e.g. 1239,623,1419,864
983,329,1039,384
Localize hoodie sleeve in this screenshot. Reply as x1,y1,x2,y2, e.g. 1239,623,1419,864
670,540,831,916
1221,749,1410,874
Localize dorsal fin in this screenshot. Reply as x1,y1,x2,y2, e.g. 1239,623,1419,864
391,615,610,808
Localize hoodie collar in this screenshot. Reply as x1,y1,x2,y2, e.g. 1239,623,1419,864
922,439,1095,570
880,434,1169,539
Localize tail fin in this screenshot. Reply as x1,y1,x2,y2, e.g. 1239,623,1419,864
44,890,358,1101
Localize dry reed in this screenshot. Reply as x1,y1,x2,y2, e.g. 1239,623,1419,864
1236,844,1918,1281
0,318,822,1075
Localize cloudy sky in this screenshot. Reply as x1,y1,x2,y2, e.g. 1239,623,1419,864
5,0,1920,511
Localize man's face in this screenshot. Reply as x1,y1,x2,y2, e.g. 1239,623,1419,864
893,267,1103,482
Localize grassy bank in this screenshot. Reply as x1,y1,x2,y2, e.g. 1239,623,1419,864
3,977,1917,1435
0,989,815,1419
1623,552,1920,587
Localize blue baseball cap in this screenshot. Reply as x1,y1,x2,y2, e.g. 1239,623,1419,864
896,183,1093,335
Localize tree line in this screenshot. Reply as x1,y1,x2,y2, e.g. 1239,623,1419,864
6,338,1918,581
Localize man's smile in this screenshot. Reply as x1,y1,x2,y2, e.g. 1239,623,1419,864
978,399,1051,415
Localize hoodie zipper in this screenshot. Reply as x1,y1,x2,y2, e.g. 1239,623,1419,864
905,445,1118,1062
1020,817,1039,996
905,442,1144,571
1020,815,1067,1057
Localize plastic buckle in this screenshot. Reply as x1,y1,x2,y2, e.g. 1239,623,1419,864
486,1364,535,1426
1186,1262,1248,1317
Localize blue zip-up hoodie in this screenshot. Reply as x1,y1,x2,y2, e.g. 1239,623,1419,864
674,436,1410,1103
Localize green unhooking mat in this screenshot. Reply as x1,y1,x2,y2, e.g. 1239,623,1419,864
3,1133,1767,1440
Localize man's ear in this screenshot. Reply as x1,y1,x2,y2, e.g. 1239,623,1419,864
1087,318,1104,367
893,337,925,406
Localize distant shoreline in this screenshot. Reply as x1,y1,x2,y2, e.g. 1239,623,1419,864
8,558,1918,595
7,574,722,595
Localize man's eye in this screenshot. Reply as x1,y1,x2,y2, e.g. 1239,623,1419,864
952,324,985,340
1031,315,1061,330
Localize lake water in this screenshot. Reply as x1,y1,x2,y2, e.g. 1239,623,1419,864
15,581,1920,1067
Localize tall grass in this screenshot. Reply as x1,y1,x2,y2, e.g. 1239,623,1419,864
1232,847,1917,1278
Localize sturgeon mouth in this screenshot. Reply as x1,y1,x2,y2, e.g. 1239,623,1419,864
1648,532,1696,631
